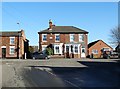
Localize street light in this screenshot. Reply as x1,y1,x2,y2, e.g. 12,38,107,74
17,22,20,59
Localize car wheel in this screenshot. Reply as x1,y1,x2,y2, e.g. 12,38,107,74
45,57,48,60
33,57,35,59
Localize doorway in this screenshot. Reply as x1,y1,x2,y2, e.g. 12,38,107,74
66,46,69,58
81,47,86,58
2,48,6,58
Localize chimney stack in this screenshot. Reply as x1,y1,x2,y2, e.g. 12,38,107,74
49,19,52,30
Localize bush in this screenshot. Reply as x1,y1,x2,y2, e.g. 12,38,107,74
46,48,53,55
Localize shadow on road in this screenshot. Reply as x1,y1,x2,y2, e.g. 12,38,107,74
23,60,120,88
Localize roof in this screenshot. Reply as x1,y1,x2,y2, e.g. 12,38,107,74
88,40,113,49
0,31,22,37
38,26,88,34
88,40,99,48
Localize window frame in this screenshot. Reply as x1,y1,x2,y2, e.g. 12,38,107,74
42,34,47,42
79,34,84,42
10,46,15,54
55,46,60,54
70,34,75,42
55,34,60,42
92,49,98,54
10,37,15,44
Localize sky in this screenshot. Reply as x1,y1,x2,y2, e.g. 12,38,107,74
2,2,118,48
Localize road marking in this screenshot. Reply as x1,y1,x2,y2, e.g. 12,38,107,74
45,70,57,76
64,80,80,88
74,78,84,83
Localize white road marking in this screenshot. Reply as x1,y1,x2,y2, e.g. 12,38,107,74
64,80,80,88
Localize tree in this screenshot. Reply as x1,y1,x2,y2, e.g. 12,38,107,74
110,27,120,58
29,46,34,53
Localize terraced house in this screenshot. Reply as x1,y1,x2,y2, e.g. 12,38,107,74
0,30,29,59
38,20,88,58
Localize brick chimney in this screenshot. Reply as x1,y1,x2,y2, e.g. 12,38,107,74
48,19,55,30
49,19,52,30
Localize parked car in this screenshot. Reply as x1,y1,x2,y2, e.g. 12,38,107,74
32,52,49,59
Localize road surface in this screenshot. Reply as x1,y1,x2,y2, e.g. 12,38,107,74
1,59,120,88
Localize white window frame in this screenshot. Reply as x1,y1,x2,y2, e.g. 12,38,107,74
55,34,60,42
10,46,15,54
74,45,78,53
79,34,84,42
10,37,15,44
92,49,98,54
55,46,59,54
70,34,74,42
42,34,47,42
54,45,60,54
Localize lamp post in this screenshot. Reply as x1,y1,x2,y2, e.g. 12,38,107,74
17,22,20,59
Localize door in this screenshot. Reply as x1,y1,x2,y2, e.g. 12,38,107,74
81,47,86,58
2,48,6,58
66,46,70,58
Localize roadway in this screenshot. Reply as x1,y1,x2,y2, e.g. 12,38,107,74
1,59,120,88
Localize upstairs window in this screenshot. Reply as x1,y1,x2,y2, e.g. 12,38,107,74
10,37,15,44
79,34,84,42
42,34,47,42
70,34,74,42
55,34,60,42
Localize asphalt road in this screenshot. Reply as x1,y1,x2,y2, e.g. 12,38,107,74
1,59,120,88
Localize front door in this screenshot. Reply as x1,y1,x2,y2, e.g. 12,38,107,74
2,48,6,58
66,46,69,58
81,47,86,58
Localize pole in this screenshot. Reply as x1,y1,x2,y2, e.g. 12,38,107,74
17,22,21,59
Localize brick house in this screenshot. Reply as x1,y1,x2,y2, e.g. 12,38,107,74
88,40,113,58
0,30,29,59
38,20,88,58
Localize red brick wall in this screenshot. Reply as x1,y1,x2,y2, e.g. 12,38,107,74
88,40,113,58
39,33,88,57
0,36,24,58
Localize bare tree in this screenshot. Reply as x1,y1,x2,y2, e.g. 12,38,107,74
110,27,120,58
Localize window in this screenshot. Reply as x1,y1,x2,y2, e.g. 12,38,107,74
70,34,74,42
82,48,85,53
66,46,69,52
55,46,59,53
55,34,60,42
10,37,15,44
92,49,98,54
42,34,47,42
79,34,84,42
102,48,110,51
75,46,78,53
10,46,15,54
